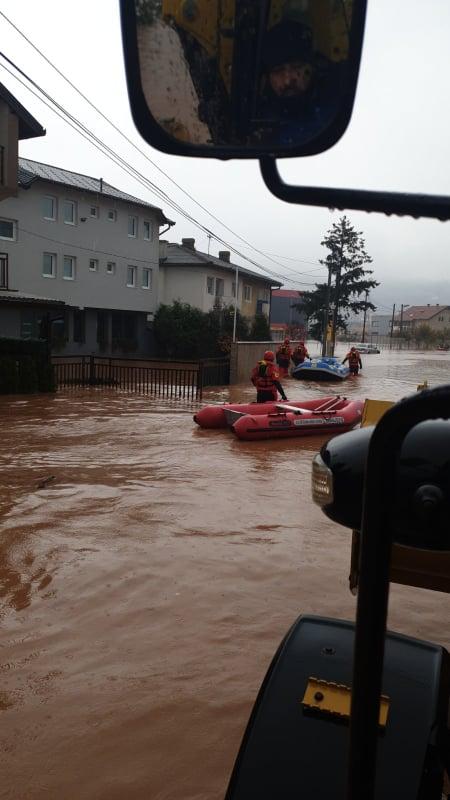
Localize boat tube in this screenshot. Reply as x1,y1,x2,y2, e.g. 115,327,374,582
232,398,364,441
292,357,350,382
194,395,345,429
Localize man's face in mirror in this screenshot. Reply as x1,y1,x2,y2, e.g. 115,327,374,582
268,61,314,98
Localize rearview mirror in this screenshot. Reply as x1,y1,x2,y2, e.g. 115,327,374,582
120,0,367,158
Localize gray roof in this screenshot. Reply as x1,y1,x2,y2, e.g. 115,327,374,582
0,83,45,140
18,158,174,225
0,290,65,306
161,242,282,286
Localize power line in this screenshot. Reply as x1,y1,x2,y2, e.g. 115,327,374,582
0,10,318,284
0,53,321,288
19,226,159,265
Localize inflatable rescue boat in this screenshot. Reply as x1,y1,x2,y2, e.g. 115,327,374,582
231,398,364,441
292,357,350,382
194,395,344,429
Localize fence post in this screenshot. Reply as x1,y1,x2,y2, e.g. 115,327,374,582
197,361,204,400
89,355,95,385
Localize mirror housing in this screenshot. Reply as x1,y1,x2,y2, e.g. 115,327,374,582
119,0,368,159
314,421,450,551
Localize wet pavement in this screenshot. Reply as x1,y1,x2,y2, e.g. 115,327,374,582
1,346,450,799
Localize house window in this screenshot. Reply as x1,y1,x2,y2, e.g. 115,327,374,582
106,261,116,275
43,252,56,278
73,310,85,343
20,309,42,340
107,209,116,222
90,206,99,218
207,276,214,295
215,277,224,297
142,268,152,290
127,265,137,287
0,218,16,241
89,259,99,272
143,220,152,241
63,256,76,280
128,215,138,237
112,311,138,350
0,253,8,288
243,285,252,302
63,200,76,225
43,196,56,220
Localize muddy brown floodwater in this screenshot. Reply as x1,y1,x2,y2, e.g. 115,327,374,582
1,347,450,799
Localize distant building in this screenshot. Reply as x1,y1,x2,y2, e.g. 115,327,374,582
395,304,450,333
0,157,173,356
159,239,281,321
370,314,392,337
270,289,306,339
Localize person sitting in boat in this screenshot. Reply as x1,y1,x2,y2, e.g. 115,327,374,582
276,338,292,377
251,350,288,402
291,341,310,367
343,346,363,375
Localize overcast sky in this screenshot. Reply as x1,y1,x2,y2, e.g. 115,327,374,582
2,0,450,314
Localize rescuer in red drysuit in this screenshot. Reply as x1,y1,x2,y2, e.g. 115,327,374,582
251,350,288,402
276,338,292,376
291,341,310,366
343,346,363,375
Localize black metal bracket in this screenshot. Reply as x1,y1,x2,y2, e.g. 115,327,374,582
260,157,450,221
348,384,450,800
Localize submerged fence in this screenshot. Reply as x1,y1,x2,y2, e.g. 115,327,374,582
52,355,230,400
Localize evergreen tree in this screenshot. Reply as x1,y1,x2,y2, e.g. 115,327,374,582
297,217,379,343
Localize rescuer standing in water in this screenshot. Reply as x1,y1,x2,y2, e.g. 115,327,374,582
251,350,288,402
343,346,363,375
291,340,310,366
276,338,292,377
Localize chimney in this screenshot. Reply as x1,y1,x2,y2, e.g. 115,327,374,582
182,237,195,250
99,177,103,193
218,250,231,262
159,240,168,260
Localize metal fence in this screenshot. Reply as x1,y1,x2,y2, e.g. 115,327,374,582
52,356,230,400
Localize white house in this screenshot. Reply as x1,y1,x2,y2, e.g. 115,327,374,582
159,238,281,319
0,158,173,356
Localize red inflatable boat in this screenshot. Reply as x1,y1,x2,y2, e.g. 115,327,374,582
194,395,345,429
231,398,364,441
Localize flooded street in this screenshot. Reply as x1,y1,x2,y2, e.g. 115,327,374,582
2,347,450,800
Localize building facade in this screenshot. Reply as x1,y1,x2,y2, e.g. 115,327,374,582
370,314,392,338
0,158,172,356
269,289,306,339
159,239,281,319
395,305,450,333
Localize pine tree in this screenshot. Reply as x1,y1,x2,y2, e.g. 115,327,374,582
298,216,379,346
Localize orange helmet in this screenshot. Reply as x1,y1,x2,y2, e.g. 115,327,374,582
284,338,290,344
299,340,304,345
351,347,356,352
264,350,274,361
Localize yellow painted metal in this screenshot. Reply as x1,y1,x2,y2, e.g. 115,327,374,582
417,379,429,391
302,677,390,727
361,398,395,428
161,0,353,94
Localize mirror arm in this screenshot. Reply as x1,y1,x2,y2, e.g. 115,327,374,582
260,157,450,221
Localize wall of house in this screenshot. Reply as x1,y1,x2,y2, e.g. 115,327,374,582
160,264,272,317
0,182,160,314
0,102,19,202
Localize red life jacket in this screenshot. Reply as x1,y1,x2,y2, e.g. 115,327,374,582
277,344,291,361
251,360,279,390
347,350,360,367
293,344,308,360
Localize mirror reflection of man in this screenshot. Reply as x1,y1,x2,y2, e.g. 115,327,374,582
256,20,342,146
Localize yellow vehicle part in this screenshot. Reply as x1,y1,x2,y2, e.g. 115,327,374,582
302,677,390,727
361,398,395,428
162,0,353,93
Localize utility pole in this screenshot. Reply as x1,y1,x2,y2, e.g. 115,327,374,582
232,265,239,342
321,263,333,357
389,303,396,349
399,303,409,349
361,290,369,343
330,236,345,357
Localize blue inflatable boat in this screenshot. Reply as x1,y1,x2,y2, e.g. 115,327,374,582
292,357,350,382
